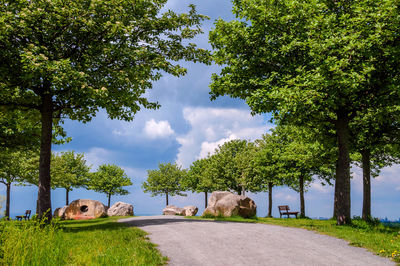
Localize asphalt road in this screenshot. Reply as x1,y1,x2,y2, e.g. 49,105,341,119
119,215,394,266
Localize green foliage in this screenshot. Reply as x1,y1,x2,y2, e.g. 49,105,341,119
143,162,187,197
0,0,211,217
0,0,211,121
51,151,91,192
0,218,166,265
89,164,132,206
0,149,39,186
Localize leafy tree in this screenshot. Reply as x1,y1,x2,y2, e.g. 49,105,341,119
209,0,400,224
89,164,132,208
51,151,91,205
0,0,210,219
273,125,335,218
183,156,228,208
0,149,39,219
253,134,286,217
211,139,249,195
350,108,400,220
142,163,187,206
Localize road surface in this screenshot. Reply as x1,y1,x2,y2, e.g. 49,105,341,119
120,215,394,266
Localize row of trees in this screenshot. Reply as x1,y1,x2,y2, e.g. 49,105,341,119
0,0,210,220
0,149,132,218
143,122,398,220
207,0,400,225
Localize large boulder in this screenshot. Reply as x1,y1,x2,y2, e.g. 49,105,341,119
64,199,107,220
107,202,134,216
163,205,185,216
53,206,68,219
183,206,198,216
202,191,257,218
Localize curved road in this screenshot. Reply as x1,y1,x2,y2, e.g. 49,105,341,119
119,216,394,266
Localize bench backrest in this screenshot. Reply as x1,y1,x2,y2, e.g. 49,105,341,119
278,205,290,214
25,210,31,218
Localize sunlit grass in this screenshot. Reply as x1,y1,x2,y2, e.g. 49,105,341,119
187,215,400,263
0,217,167,265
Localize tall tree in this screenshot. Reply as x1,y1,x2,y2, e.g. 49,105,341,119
209,0,400,224
142,163,186,206
89,164,132,208
0,149,39,219
51,151,91,205
0,0,210,219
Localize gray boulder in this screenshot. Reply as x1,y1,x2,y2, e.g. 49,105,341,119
107,202,134,216
203,191,257,218
163,205,185,216
53,206,68,219
183,206,198,216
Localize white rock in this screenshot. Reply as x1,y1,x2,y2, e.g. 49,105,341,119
203,191,257,218
107,202,134,216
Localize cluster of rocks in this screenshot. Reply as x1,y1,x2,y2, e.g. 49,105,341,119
54,199,133,220
203,191,256,218
162,191,257,218
163,205,198,216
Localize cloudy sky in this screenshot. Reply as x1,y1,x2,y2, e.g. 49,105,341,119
5,0,400,220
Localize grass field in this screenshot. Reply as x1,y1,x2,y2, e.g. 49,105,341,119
0,217,167,265
187,215,400,263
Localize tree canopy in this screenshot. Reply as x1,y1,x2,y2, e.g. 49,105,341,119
142,163,187,206
0,0,210,219
89,164,132,208
209,0,400,224
51,151,91,205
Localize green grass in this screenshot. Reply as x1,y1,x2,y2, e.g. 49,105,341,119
187,215,400,263
0,217,167,265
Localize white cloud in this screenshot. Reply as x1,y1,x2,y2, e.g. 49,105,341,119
143,119,175,139
274,192,297,202
175,107,272,167
309,181,331,194
84,147,117,170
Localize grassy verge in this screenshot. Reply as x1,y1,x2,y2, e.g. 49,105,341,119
187,215,400,263
0,217,166,265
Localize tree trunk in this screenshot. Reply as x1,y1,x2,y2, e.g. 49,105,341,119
37,93,53,221
335,114,351,225
361,149,371,221
299,175,305,218
5,183,10,219
108,193,111,208
166,191,169,206
242,187,246,196
204,191,208,208
66,189,69,206
267,182,273,217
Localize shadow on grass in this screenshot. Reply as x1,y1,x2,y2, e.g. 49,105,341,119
61,218,128,233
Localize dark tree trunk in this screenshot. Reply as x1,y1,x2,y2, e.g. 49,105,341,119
166,191,169,206
204,191,208,208
242,187,246,196
5,183,10,219
334,114,351,225
66,189,69,206
267,182,273,217
361,149,371,221
108,193,111,208
333,159,339,219
38,93,53,221
299,175,305,218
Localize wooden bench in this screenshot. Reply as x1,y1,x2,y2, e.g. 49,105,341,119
16,210,31,221
278,205,299,218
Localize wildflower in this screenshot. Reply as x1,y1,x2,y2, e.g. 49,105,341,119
380,250,385,253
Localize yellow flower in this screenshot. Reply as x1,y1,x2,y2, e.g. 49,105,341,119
380,250,385,253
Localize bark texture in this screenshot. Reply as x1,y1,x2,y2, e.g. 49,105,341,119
204,191,208,208
334,114,351,225
267,182,273,217
38,93,53,221
299,175,305,218
361,149,371,220
5,183,10,219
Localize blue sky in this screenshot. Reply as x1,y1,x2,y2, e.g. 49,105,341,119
4,0,400,220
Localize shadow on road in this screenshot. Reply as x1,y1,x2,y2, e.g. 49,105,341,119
119,216,231,227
